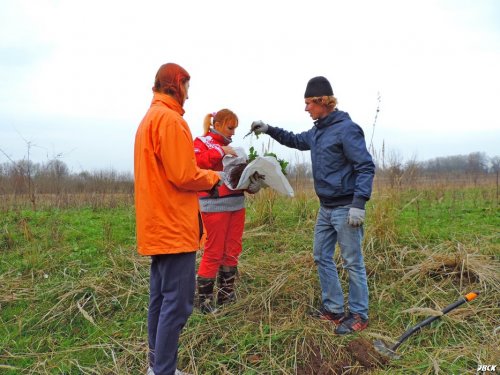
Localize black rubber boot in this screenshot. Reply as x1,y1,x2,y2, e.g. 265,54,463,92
217,266,237,306
197,276,218,314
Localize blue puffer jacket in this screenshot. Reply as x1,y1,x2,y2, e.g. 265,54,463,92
267,110,375,209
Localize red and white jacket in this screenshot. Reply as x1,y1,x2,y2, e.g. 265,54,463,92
194,131,245,212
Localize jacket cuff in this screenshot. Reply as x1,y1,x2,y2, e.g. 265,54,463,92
351,196,367,209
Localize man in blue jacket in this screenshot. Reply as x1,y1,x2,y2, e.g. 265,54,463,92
250,76,375,334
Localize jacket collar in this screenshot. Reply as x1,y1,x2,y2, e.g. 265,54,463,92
209,128,232,145
314,109,349,129
151,92,185,116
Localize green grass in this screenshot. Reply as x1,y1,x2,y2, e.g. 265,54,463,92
394,188,499,248
0,185,498,374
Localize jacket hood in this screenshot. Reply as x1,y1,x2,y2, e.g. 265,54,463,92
151,92,185,116
314,110,351,129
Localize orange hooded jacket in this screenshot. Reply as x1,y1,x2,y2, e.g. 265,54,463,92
134,93,220,256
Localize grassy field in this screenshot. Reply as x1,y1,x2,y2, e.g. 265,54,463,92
0,182,498,374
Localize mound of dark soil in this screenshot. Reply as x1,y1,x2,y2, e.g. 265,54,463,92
296,338,388,374
346,337,389,368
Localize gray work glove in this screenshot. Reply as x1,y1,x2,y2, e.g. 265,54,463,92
347,207,365,227
247,172,265,194
250,120,269,135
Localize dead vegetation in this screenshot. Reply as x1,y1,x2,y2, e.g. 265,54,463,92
0,176,498,374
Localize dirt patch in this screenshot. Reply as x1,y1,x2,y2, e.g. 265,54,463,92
297,338,389,375
296,344,353,375
296,338,388,374
346,338,389,368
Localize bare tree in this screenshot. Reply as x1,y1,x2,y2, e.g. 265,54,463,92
46,159,69,194
466,152,488,185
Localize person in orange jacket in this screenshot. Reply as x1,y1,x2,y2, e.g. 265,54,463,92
134,62,221,375
193,109,264,313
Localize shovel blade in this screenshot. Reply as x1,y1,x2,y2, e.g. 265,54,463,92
373,339,400,360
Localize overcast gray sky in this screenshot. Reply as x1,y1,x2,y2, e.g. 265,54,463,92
1,0,499,173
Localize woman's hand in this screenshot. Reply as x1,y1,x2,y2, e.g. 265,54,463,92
221,146,237,156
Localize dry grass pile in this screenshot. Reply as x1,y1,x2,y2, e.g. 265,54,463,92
403,244,500,293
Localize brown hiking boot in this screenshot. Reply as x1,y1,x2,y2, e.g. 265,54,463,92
334,313,368,335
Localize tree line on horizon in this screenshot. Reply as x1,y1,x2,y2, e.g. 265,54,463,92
0,151,498,196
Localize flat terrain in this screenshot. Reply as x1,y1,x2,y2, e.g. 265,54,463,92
1,183,498,374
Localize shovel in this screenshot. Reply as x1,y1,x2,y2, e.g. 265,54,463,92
373,291,480,359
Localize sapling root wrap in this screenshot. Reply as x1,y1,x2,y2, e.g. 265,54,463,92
222,147,294,197
227,162,248,188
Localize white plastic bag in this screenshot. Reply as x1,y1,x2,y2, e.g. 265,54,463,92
223,147,294,197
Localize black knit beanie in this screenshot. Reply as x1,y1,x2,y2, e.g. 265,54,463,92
304,76,333,98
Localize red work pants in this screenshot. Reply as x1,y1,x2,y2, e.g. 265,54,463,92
198,208,245,278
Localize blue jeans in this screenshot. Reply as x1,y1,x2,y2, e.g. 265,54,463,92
313,206,369,320
148,252,196,375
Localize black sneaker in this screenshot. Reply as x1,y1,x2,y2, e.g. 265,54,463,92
334,313,368,335
309,307,345,324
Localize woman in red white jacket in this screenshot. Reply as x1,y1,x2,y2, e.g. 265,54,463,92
194,109,262,313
